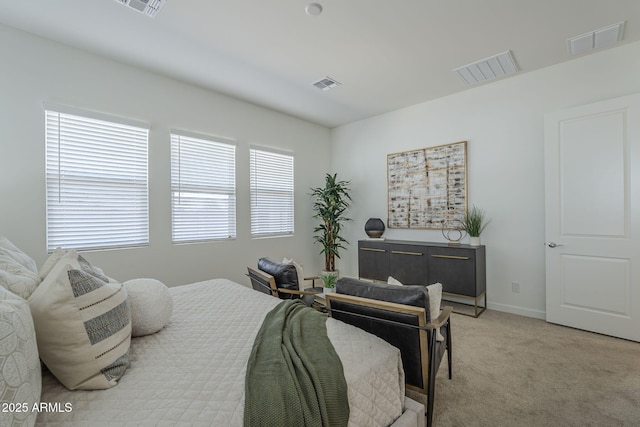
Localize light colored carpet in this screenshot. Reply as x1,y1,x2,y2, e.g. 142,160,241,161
427,309,640,426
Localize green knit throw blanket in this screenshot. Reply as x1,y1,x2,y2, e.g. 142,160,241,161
244,300,349,427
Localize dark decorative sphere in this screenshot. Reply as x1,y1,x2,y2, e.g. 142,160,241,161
365,218,385,238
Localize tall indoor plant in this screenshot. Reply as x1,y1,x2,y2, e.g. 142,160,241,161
310,173,352,273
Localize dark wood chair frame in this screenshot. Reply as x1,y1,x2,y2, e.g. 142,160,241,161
325,292,452,427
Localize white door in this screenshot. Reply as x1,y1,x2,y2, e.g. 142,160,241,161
544,93,640,342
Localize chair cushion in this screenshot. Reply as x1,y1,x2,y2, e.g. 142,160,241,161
282,257,304,287
258,258,299,299
337,277,431,316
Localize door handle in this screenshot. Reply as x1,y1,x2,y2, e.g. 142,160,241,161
391,250,423,256
545,242,564,248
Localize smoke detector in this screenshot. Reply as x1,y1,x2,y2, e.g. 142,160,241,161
114,0,165,18
305,3,323,16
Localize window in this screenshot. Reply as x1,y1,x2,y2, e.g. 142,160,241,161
171,132,236,242
45,106,149,251
250,146,294,237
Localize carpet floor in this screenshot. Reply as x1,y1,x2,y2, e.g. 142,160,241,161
427,309,640,426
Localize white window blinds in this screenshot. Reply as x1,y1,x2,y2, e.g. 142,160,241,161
45,107,149,251
171,132,236,242
250,147,294,238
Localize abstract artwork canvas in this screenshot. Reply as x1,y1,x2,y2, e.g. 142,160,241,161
387,141,467,229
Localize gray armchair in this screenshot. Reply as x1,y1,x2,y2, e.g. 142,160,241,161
326,277,452,427
246,257,322,306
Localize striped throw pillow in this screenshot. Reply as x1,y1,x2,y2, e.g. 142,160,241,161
28,250,131,390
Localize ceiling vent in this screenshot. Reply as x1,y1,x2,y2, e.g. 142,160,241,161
114,0,165,18
312,77,341,91
453,50,518,86
567,21,625,55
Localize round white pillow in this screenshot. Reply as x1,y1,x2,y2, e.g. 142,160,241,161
123,278,173,337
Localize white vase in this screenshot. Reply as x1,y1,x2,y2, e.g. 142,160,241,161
469,236,481,246
323,287,336,296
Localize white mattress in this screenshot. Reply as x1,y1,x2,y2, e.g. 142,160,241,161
37,279,405,426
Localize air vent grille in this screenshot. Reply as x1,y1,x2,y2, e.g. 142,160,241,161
114,0,165,18
453,51,518,86
313,77,341,91
567,21,625,55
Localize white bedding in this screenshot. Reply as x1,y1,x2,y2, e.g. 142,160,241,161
37,279,405,426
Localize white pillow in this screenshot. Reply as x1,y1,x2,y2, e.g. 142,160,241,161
0,287,41,427
0,236,37,273
283,258,305,288
0,250,40,299
387,276,404,286
426,283,443,318
426,282,444,342
386,276,443,341
28,250,131,390
124,278,173,337
38,247,66,280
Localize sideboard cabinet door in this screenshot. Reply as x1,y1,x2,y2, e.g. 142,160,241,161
389,244,429,285
358,241,390,281
427,246,486,297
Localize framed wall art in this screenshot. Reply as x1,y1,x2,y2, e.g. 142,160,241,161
387,141,467,230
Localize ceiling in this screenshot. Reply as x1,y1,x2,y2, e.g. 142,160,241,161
1,1,639,128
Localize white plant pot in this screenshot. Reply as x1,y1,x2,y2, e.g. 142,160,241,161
323,287,336,296
469,236,481,247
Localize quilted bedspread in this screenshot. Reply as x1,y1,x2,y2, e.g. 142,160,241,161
37,279,405,426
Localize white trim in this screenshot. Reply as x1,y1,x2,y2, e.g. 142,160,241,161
42,102,150,129
170,128,237,146
249,143,294,157
487,302,546,320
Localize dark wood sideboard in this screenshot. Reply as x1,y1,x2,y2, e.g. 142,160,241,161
358,239,486,317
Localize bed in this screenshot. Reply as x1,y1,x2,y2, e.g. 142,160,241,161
36,279,426,426
2,277,423,426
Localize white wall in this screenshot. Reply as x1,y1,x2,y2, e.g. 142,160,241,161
0,24,331,286
4,22,640,313
332,40,640,319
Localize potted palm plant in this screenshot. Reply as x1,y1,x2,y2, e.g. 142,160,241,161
462,205,490,246
310,173,352,273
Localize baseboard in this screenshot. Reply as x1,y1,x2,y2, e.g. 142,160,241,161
487,302,546,320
